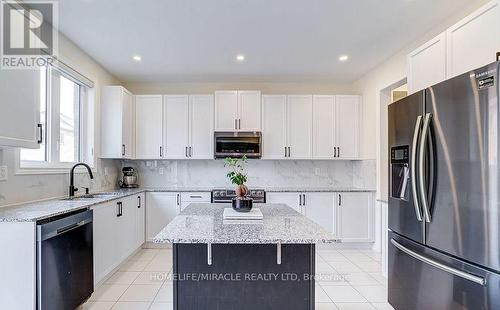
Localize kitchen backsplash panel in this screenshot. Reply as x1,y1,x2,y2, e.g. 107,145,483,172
123,159,376,190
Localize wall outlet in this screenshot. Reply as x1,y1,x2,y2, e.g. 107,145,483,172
158,167,164,175
0,165,8,181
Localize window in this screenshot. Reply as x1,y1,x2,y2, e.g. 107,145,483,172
19,64,94,171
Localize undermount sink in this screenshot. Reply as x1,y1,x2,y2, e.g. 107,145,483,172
61,192,121,200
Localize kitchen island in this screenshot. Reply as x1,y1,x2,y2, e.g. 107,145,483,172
154,203,336,310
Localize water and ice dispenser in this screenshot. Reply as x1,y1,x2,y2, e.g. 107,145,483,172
391,145,410,201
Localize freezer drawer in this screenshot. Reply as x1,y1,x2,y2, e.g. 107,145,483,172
388,231,500,310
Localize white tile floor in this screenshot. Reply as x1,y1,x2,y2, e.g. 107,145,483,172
81,245,394,310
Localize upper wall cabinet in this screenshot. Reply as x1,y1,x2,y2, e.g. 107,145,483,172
215,91,261,131
407,0,500,94
0,69,41,148
262,95,287,159
287,95,313,159
101,86,134,158
407,33,447,94
164,95,214,159
135,95,163,159
446,0,500,78
313,95,360,159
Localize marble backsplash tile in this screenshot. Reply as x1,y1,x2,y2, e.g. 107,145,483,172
122,159,376,190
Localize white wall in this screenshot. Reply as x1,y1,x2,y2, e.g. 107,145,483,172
0,34,122,206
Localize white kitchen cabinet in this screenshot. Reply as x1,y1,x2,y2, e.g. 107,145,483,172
313,95,336,159
0,69,41,148
335,96,360,159
135,95,163,159
303,193,335,234
189,95,214,159
164,95,190,159
101,86,134,158
146,192,180,241
446,0,500,78
266,192,302,213
180,191,211,211
407,32,447,94
337,192,373,242
262,95,287,159
287,95,313,159
215,90,261,131
136,193,146,249
116,196,138,262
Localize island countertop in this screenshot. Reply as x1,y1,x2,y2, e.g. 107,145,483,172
153,203,337,244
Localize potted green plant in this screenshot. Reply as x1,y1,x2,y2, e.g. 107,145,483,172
225,155,252,211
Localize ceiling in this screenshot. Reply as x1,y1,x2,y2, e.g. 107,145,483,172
58,0,474,83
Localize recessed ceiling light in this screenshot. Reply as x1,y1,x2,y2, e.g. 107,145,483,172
339,55,349,62
236,54,245,61
133,55,142,61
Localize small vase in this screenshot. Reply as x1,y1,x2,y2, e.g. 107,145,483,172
235,184,249,198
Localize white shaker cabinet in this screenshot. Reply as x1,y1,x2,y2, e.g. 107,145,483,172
146,192,180,241
215,90,261,131
0,69,41,148
164,95,190,159
446,0,500,78
407,33,447,94
101,86,134,158
189,95,214,159
336,192,373,242
335,95,360,159
287,95,313,159
262,95,287,159
303,193,335,234
135,95,163,159
312,95,336,159
266,192,302,213
135,193,146,249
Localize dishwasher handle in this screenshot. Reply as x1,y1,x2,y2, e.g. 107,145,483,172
37,209,93,242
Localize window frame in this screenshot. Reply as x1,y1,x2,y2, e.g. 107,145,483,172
17,63,95,175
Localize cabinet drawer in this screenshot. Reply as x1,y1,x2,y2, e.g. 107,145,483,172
181,192,211,202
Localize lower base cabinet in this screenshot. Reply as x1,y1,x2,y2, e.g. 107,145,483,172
337,192,373,242
146,192,180,241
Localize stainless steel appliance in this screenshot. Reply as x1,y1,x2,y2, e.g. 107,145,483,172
388,60,500,309
214,131,262,158
37,209,94,310
119,166,138,188
212,188,266,203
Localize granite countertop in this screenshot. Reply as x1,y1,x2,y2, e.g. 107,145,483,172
153,203,337,244
0,186,375,223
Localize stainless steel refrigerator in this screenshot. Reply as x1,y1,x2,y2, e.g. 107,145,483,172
388,60,500,309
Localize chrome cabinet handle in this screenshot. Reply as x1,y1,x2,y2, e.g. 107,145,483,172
37,123,43,144
391,239,485,286
411,115,423,222
418,113,432,223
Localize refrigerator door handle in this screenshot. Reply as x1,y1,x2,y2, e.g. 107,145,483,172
418,113,432,223
391,239,486,286
411,115,423,222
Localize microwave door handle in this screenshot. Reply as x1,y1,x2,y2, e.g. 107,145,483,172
411,115,423,222
418,113,432,223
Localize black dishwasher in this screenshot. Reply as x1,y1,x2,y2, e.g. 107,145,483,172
36,209,94,310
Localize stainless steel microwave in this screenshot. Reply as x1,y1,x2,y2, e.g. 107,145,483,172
214,131,262,159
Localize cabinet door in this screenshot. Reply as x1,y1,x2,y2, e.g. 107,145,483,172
136,193,145,248
287,95,313,159
238,91,261,131
446,1,500,78
262,95,287,159
337,192,373,242
92,202,118,284
407,33,447,94
135,95,163,159
164,95,189,159
313,96,335,159
146,192,180,241
0,69,41,148
335,96,360,159
190,95,214,159
122,90,134,158
303,193,335,233
215,91,238,130
266,192,302,214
